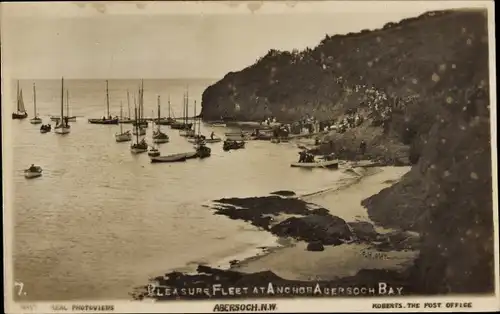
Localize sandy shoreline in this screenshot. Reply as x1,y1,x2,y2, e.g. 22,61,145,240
133,165,419,300
230,165,416,280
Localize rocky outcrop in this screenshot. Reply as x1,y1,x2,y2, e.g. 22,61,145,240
212,195,418,250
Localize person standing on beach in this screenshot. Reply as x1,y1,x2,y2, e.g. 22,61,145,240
360,140,367,155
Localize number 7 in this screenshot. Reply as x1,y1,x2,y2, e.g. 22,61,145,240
14,281,24,296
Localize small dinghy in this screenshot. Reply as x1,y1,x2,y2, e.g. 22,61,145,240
223,140,245,151
150,153,187,163
195,144,211,159
148,146,161,157
24,164,42,179
290,159,339,169
40,124,52,133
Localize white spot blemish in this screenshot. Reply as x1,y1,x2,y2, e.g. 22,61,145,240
466,38,472,45
470,172,479,180
443,171,450,177
367,61,373,67
446,96,453,104
441,138,446,144
432,73,440,82
412,78,418,84
439,64,447,72
451,64,457,69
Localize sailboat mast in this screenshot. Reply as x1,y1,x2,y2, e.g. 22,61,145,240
120,101,124,133
61,77,64,121
168,95,171,118
33,83,37,116
17,80,20,112
194,100,197,134
157,95,161,121
127,90,131,118
140,80,144,120
66,90,70,118
106,80,110,118
134,107,139,143
186,87,189,125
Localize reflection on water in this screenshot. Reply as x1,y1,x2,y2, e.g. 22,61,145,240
9,79,350,301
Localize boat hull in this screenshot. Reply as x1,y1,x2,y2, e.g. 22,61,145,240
179,130,195,137
130,147,147,154
30,117,42,124
170,123,193,130
88,118,119,125
24,167,42,179
223,141,245,151
188,137,222,144
12,112,28,119
115,133,132,142
54,127,71,134
153,138,169,144
40,129,50,134
184,151,198,159
24,172,42,179
150,153,187,163
155,118,176,125
119,118,134,124
148,151,161,157
51,116,76,122
290,160,339,169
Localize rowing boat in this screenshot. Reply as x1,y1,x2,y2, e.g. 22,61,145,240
290,159,339,169
150,153,187,163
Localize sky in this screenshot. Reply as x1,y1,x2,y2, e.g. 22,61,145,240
1,1,491,80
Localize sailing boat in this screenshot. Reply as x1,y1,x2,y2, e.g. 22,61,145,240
88,80,119,124
51,87,76,122
12,81,28,119
130,107,148,154
119,91,134,124
148,121,161,157
115,101,132,142
155,95,175,125
132,81,148,128
132,84,146,135
152,96,170,144
179,89,195,137
30,83,42,124
54,77,71,134
170,92,193,130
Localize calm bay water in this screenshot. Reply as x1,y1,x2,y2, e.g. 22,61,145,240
9,79,350,301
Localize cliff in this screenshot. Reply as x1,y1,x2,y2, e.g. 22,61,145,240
202,9,495,294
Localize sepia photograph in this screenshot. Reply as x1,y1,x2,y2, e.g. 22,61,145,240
2,1,498,313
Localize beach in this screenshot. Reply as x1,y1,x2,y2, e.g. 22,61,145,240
231,166,417,281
